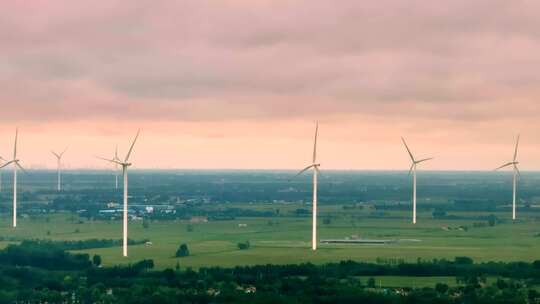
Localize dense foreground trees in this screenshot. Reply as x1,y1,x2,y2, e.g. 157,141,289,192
0,242,538,303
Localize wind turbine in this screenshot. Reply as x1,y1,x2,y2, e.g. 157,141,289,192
293,122,320,251
0,129,26,228
97,130,140,257
401,137,433,224
495,135,521,221
51,148,68,191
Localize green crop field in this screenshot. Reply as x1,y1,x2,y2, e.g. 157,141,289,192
0,205,538,270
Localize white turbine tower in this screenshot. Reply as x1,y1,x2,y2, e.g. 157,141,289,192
51,148,68,191
98,130,140,257
401,137,433,224
294,122,320,251
0,129,26,228
495,135,521,221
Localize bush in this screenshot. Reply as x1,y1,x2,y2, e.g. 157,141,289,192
237,241,251,250
432,209,447,218
176,243,190,257
488,214,497,227
455,256,473,265
92,255,102,267
435,283,449,294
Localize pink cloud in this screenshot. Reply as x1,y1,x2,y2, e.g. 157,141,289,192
1,1,540,169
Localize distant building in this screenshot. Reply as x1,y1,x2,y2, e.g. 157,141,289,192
190,216,208,223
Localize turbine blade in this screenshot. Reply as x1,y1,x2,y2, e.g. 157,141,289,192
51,151,60,159
514,165,521,177
291,164,315,180
13,128,18,159
513,134,520,161
408,163,414,176
416,157,434,164
494,162,514,171
15,161,27,174
124,129,140,162
96,156,123,166
401,137,415,162
114,145,119,160
0,160,14,169
60,147,68,157
314,165,321,176
312,121,318,163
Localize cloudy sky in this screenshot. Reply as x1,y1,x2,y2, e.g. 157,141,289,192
1,1,539,170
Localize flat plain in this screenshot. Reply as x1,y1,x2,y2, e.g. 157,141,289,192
0,206,537,270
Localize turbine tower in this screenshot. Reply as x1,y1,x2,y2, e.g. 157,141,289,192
98,130,140,257
51,148,68,191
401,137,433,224
495,135,521,221
294,122,320,251
0,129,26,228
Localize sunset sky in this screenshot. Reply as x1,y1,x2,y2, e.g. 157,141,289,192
1,1,540,170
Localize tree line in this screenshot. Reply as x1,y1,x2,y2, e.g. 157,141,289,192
0,242,537,303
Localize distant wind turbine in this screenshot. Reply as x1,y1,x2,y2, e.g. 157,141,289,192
293,122,320,251
402,137,433,224
495,135,521,221
51,148,68,191
97,130,140,257
0,129,26,228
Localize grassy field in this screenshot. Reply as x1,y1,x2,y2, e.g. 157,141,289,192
0,205,538,270
357,276,461,288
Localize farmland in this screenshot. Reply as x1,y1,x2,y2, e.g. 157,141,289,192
0,207,537,270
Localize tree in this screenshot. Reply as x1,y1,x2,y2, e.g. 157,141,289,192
92,255,102,267
432,209,447,218
435,283,449,295
134,259,154,271
367,278,376,288
488,214,497,227
323,217,331,225
455,256,473,265
186,225,194,232
238,241,250,250
176,243,190,257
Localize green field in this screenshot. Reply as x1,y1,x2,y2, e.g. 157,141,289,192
0,205,538,270
357,276,462,288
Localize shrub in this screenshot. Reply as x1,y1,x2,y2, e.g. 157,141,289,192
176,243,190,257
92,255,102,267
238,241,251,250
